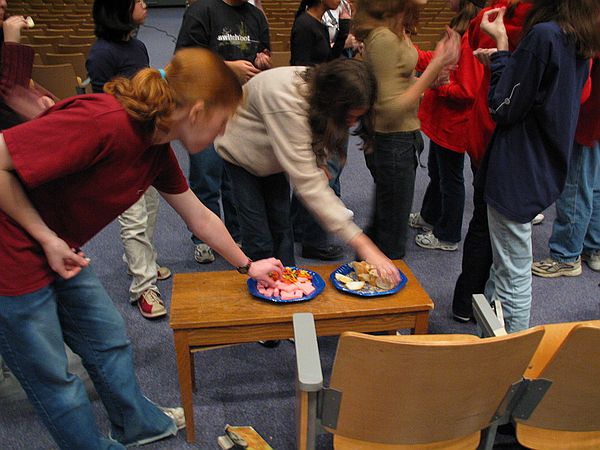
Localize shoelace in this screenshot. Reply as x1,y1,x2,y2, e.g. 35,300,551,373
144,291,162,306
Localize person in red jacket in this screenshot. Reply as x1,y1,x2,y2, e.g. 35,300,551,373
451,0,533,322
410,0,483,252
533,54,600,277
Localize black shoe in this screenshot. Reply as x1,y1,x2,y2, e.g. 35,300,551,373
301,244,344,261
258,340,280,348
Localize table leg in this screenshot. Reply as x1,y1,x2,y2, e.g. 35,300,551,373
173,331,196,442
412,312,430,334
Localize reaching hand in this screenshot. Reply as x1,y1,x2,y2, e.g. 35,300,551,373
357,245,401,287
41,236,90,279
480,7,509,49
225,60,261,84
247,257,284,288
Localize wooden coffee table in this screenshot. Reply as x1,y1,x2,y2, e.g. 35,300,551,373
169,260,433,442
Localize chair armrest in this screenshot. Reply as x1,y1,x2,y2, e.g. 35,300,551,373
293,313,323,392
472,294,507,337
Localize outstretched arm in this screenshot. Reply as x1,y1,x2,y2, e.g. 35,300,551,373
0,135,89,278
161,188,283,285
349,233,401,285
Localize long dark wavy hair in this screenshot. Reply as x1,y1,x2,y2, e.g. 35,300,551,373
93,0,137,42
522,0,600,58
299,58,378,172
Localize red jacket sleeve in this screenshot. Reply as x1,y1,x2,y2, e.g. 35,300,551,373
415,47,433,72
435,30,483,105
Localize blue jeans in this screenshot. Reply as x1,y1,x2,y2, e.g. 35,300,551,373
189,144,240,244
292,155,343,249
0,268,176,449
420,140,465,243
366,131,423,259
485,205,533,333
224,161,296,266
549,140,600,262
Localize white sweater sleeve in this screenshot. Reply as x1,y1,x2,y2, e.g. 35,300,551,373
262,109,362,243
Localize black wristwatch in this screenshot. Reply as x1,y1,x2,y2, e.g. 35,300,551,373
236,259,252,274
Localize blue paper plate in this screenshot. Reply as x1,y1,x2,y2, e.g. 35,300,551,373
247,267,325,303
330,263,407,297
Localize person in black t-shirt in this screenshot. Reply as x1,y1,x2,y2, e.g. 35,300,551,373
176,0,271,82
175,0,271,265
290,0,350,66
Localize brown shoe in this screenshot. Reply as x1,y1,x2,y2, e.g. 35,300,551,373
157,266,172,281
137,290,166,319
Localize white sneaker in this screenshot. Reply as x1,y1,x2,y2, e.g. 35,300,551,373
415,231,458,251
532,213,545,225
156,266,172,281
408,212,433,232
582,250,600,271
108,405,184,446
137,290,167,319
159,406,186,430
194,243,215,264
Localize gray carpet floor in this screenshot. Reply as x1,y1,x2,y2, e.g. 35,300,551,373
1,6,598,450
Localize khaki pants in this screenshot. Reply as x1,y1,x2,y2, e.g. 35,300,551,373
119,187,161,303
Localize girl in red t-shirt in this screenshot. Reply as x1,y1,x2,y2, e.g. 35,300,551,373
0,48,283,449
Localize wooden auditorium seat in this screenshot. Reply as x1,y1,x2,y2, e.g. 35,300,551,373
293,312,545,450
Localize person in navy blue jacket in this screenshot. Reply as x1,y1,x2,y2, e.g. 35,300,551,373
474,0,600,333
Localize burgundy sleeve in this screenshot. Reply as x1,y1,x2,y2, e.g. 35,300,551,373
0,43,34,98
152,145,189,194
3,103,107,188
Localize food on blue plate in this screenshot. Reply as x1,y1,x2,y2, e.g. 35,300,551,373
334,273,353,284
350,261,396,290
256,267,315,300
345,281,365,291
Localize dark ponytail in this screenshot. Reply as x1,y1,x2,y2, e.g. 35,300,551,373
295,0,320,19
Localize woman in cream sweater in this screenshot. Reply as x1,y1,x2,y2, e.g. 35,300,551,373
215,58,400,284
